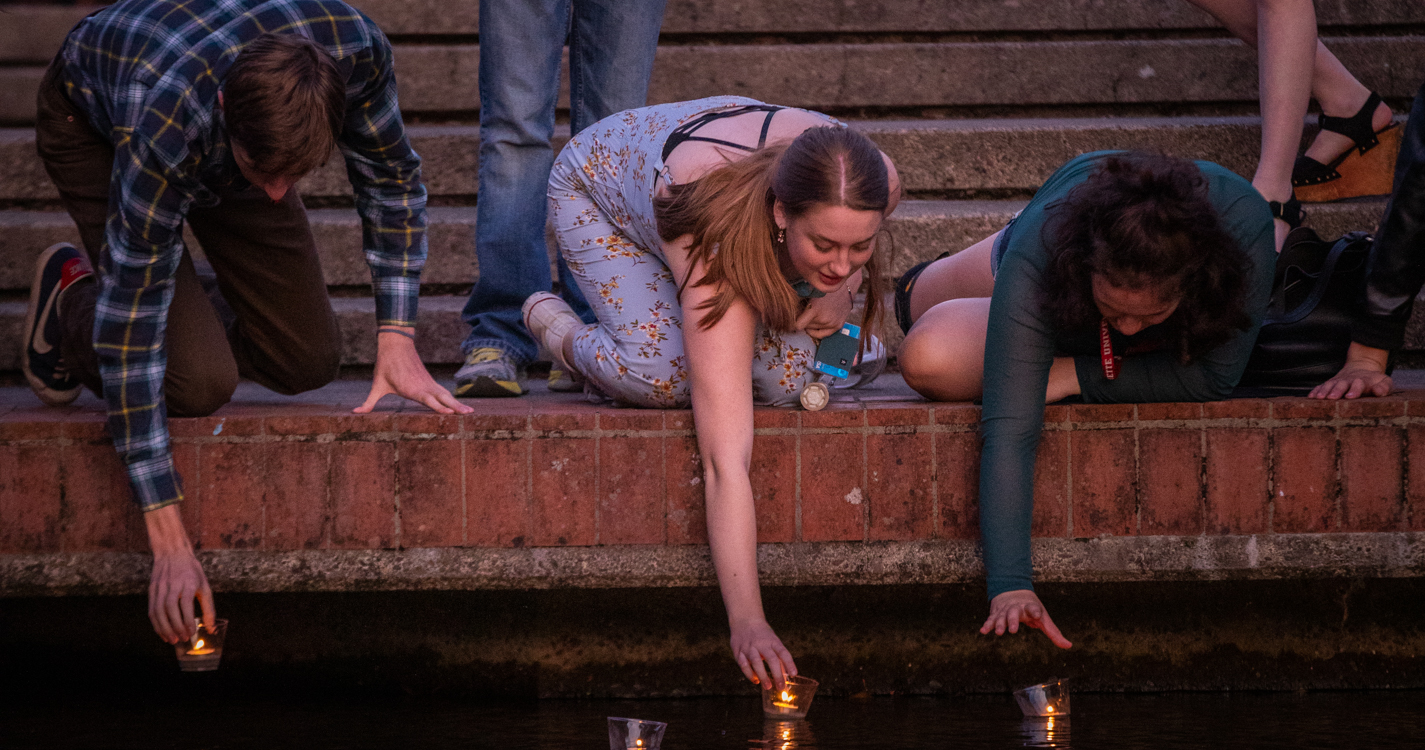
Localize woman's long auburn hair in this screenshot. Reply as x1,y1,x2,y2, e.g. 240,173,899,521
1040,151,1254,363
653,125,891,341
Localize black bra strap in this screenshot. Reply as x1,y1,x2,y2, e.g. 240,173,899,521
662,105,783,162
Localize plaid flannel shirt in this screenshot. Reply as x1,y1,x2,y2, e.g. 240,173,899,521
59,0,427,511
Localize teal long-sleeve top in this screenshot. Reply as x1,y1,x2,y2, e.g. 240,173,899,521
979,152,1276,599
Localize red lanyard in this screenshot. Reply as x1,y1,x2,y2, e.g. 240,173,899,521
1099,319,1120,381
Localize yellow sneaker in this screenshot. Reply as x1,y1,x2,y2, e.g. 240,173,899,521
453,347,524,397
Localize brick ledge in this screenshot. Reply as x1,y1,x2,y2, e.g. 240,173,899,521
3,532,1422,596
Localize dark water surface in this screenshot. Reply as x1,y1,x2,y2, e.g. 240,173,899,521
3,691,1422,749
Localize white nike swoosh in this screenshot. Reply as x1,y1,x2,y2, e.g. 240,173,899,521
31,282,60,355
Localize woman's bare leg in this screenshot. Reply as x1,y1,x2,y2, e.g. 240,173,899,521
1186,1,1392,240
906,230,998,323
899,297,1080,402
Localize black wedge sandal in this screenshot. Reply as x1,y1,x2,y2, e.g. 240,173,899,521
1292,92,1401,203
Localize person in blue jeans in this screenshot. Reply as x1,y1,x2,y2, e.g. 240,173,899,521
455,0,668,396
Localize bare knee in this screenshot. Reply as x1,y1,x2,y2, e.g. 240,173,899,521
897,300,989,402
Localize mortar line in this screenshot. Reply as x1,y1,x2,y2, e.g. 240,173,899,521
794,411,803,543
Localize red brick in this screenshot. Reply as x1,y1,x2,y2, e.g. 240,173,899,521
932,403,981,426
1339,426,1404,532
1069,403,1135,423
1271,428,1338,533
599,411,663,432
867,432,933,541
1070,429,1135,537
867,406,931,428
1272,398,1336,421
171,444,202,544
532,411,597,433
465,413,529,433
1411,426,1425,531
171,414,263,439
392,412,463,435
1138,429,1203,535
1032,431,1070,537
935,432,980,539
1338,398,1406,419
665,410,695,432
531,438,597,545
1042,404,1071,424
598,436,664,545
464,439,530,547
330,441,396,549
751,435,798,543
59,441,133,552
396,439,465,547
1203,400,1270,419
753,408,799,429
664,436,707,544
0,413,65,440
197,443,267,549
800,433,865,541
262,442,331,550
0,445,63,553
1204,429,1270,534
59,416,110,441
1136,402,1203,421
264,411,342,436
802,407,864,430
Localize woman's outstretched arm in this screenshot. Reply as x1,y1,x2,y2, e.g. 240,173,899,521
676,251,798,691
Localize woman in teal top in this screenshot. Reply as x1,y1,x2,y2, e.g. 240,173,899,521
897,151,1275,648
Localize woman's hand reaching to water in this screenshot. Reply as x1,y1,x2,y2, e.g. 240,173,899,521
981,589,1073,649
731,619,798,691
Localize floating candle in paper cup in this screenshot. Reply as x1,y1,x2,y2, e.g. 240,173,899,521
1014,678,1069,717
607,717,666,750
761,675,819,719
175,618,227,672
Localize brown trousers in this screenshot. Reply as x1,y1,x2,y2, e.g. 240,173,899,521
34,58,341,417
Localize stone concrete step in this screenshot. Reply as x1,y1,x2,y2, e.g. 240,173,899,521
0,294,465,371
8,0,1423,65
2,114,1411,202
0,198,1389,292
2,381,1423,593
4,35,1421,123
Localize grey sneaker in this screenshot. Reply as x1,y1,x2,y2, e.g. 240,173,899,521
454,347,525,397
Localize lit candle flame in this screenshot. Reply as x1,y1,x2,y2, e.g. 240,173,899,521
193,638,205,650
1045,705,1054,713
781,691,793,703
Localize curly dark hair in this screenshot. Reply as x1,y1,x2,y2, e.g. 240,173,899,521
1039,152,1253,363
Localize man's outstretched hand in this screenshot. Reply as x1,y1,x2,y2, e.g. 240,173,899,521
981,589,1073,649
145,504,215,643
356,327,474,415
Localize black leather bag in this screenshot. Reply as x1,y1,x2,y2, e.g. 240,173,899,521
1239,227,1373,388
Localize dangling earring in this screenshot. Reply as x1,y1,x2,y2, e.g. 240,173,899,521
776,228,786,245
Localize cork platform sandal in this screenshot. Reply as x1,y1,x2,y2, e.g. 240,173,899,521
1293,92,1401,203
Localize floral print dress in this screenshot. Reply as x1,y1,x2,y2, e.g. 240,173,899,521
547,96,835,408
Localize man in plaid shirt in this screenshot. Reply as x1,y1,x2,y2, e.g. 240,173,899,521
23,0,471,645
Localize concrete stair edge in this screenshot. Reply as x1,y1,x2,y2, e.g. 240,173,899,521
4,36,1423,124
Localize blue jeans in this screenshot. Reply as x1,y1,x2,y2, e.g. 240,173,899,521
460,0,668,365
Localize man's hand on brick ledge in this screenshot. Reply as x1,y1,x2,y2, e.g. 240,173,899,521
144,505,216,644
982,590,1073,650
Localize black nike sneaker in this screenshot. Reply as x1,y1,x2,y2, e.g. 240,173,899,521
23,243,93,406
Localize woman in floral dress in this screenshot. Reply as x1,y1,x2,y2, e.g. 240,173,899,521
522,96,900,691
